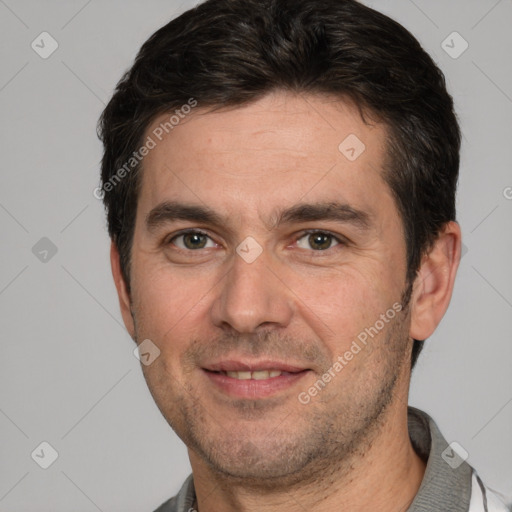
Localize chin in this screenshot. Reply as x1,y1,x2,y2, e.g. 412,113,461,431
190,426,324,485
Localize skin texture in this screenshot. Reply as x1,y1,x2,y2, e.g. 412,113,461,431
111,91,461,512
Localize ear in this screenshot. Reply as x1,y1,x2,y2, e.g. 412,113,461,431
110,241,136,340
409,221,461,341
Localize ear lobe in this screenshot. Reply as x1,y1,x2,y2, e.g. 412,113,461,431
110,241,136,339
409,221,461,341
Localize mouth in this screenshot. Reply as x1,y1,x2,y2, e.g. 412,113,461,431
202,360,310,399
213,369,288,380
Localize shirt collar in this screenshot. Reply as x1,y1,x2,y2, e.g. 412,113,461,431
407,406,473,511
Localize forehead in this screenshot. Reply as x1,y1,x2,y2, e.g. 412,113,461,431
137,92,393,227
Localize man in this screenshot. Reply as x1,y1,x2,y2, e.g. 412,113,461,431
97,0,511,510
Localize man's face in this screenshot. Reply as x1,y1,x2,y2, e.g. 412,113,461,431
123,92,413,483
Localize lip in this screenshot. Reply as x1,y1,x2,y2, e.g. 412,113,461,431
203,359,307,373
202,359,310,399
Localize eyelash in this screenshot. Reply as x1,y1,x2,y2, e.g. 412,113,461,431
166,229,346,252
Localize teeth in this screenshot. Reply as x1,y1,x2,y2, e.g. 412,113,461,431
225,370,283,380
226,371,251,380
252,370,270,380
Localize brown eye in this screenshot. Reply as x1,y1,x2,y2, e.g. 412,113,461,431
296,231,340,251
170,231,215,250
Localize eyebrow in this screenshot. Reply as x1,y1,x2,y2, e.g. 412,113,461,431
145,200,371,234
272,202,371,231
146,202,224,233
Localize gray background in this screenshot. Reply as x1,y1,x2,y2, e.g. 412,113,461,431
0,0,511,510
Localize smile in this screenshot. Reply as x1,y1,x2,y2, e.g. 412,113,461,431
202,362,310,399
221,370,284,380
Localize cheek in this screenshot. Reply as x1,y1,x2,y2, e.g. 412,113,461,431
290,265,398,349
131,261,214,350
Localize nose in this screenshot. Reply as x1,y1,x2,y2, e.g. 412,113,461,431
210,246,294,334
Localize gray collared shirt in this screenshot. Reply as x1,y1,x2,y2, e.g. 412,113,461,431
154,406,510,511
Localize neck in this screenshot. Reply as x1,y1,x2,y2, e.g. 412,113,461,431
189,401,426,512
